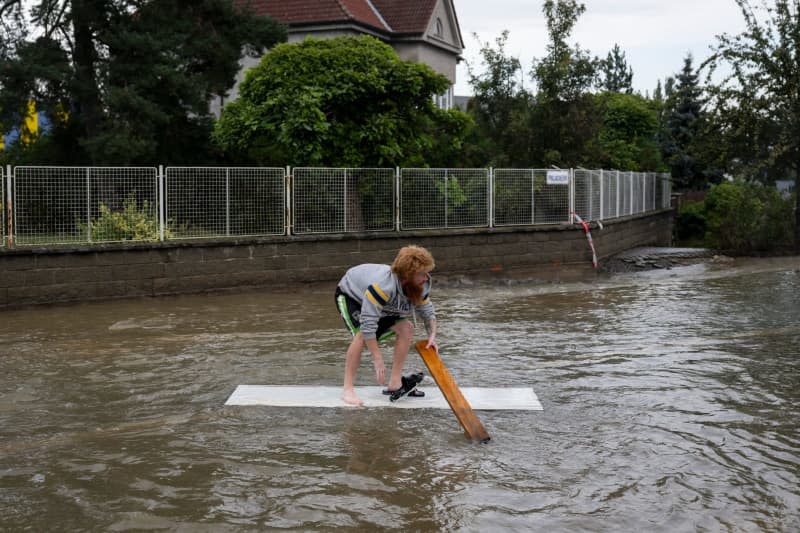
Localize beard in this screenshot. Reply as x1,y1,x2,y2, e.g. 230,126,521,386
402,279,425,305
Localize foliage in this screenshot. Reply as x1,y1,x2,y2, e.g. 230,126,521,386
704,181,795,251
213,36,469,167
674,201,706,245
589,92,663,171
0,0,286,165
704,0,800,249
466,31,534,166
527,1,601,168
599,44,633,94
660,54,714,190
530,0,598,101
82,194,167,242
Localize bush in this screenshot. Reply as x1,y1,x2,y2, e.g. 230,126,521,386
704,181,794,251
83,194,166,242
675,201,706,245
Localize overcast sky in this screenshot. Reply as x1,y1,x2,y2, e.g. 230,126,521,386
453,0,749,97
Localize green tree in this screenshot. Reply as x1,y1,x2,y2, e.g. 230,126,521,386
589,92,663,170
704,180,795,251
0,0,286,164
466,31,534,166
528,0,600,167
213,36,469,167
531,0,598,102
599,44,634,94
704,0,800,250
661,54,710,190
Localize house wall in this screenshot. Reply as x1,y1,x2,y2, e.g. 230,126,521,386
0,210,673,310
393,42,457,82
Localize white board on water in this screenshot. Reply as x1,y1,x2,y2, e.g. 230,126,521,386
225,385,543,410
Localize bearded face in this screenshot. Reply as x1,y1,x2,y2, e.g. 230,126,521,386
401,272,428,304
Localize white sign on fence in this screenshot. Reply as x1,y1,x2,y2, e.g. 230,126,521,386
546,170,570,185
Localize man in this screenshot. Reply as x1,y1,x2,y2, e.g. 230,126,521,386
335,245,438,406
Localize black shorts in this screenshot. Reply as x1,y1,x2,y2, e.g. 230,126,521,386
334,287,404,341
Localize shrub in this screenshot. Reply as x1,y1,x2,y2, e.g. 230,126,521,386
84,194,166,242
675,201,706,245
704,181,794,251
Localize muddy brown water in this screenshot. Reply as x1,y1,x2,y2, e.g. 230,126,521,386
1,256,799,531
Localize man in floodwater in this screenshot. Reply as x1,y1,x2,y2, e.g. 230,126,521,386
334,245,438,406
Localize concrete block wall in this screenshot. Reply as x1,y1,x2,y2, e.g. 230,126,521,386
0,210,672,309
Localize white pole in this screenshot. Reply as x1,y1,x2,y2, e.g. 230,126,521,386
285,166,291,235
225,167,231,236
159,165,165,241
5,165,11,246
86,167,92,242
488,167,493,228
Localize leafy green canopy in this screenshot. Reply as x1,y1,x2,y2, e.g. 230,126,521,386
0,0,286,165
213,35,471,167
704,0,800,249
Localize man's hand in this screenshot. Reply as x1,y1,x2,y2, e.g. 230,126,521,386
373,357,386,385
425,334,438,354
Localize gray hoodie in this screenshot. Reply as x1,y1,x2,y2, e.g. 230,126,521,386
337,263,435,340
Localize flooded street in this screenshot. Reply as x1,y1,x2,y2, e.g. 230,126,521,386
1,256,799,531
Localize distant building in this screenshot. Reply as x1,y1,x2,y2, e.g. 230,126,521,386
0,101,51,151
213,0,464,116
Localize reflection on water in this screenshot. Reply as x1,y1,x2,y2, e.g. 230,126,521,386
1,256,798,530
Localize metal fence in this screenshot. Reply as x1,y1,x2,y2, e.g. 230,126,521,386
293,168,395,234
401,168,489,230
166,167,285,239
0,166,671,247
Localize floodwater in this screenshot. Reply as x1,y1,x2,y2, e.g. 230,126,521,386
1,256,799,531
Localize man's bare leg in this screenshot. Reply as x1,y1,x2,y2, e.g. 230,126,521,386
387,320,414,391
342,333,365,406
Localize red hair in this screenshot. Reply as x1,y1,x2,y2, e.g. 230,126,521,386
391,245,435,280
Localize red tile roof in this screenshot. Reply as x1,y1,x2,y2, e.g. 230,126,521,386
370,0,436,33
234,0,440,35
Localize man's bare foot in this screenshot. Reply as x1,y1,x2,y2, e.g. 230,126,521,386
342,389,364,406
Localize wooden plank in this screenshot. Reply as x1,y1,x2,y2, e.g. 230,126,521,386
414,340,491,442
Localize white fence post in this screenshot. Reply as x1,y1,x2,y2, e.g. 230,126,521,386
285,165,292,235
488,167,494,228
159,165,165,242
395,166,400,232
569,168,575,223
4,165,11,247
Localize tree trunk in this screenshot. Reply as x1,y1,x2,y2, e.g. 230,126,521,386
71,0,103,163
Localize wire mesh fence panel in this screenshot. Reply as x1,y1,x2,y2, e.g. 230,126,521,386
602,170,619,219
292,168,394,234
493,169,535,226
227,168,285,236
14,167,157,245
574,169,602,221
633,172,645,213
401,168,488,230
89,168,159,242
656,173,671,209
493,169,570,225
166,167,285,239
620,171,632,216
646,173,657,211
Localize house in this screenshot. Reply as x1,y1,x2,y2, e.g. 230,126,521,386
212,0,464,115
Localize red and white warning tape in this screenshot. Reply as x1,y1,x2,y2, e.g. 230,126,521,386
571,212,598,269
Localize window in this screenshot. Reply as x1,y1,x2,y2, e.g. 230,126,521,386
435,18,443,37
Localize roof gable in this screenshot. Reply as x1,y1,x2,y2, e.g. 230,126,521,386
234,0,389,31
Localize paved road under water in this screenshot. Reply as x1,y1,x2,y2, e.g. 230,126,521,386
1,256,798,531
